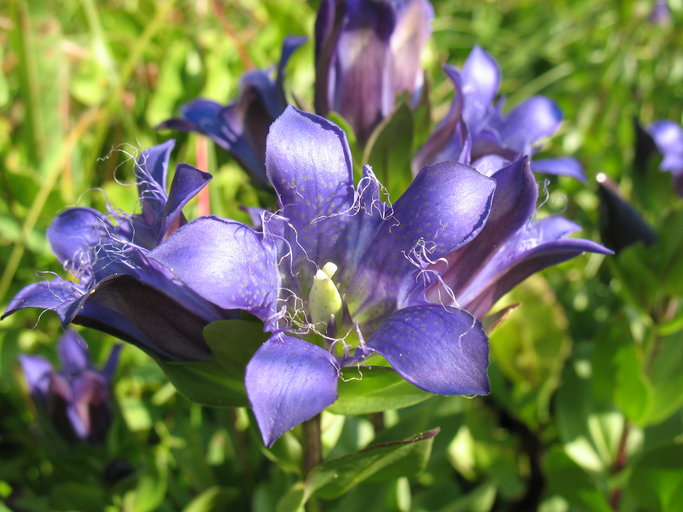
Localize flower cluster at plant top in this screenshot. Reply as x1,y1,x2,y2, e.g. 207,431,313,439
413,46,586,182
20,329,120,444
160,1,587,191
5,106,610,446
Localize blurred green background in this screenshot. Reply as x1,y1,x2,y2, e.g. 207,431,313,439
0,0,682,510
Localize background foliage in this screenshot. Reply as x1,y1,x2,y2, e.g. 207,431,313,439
0,0,682,510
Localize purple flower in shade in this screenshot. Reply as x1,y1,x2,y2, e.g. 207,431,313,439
157,37,307,189
314,0,433,145
597,173,656,254
414,46,586,182
3,141,234,362
647,120,683,196
650,0,672,25
19,329,121,444
144,106,608,446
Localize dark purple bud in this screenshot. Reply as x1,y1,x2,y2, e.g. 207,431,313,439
597,173,657,253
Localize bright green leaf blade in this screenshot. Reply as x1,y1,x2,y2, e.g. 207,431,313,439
306,428,439,500
625,442,683,512
328,366,432,415
203,318,269,381
182,486,239,512
363,101,415,202
156,359,247,407
543,447,612,512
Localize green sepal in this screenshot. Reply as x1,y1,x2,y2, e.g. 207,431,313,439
328,366,432,415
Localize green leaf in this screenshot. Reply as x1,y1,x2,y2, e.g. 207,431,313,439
556,353,622,472
543,447,611,512
305,428,439,501
203,318,269,381
647,332,683,424
276,483,305,512
49,482,105,512
625,442,683,512
363,101,415,201
182,486,239,512
156,359,247,407
488,277,570,426
328,366,432,415
125,457,168,512
613,340,653,425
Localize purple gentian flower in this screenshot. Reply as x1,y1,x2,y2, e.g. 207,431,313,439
3,141,231,362
158,37,307,188
144,106,608,446
20,329,121,443
414,46,586,182
647,119,683,196
650,0,672,25
314,0,433,145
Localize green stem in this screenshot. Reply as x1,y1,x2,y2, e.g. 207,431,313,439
303,415,322,477
303,415,322,512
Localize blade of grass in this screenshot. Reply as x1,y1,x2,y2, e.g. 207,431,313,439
82,0,177,186
0,108,100,306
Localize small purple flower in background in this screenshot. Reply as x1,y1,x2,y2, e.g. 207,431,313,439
20,329,121,444
3,141,233,362
158,37,306,188
314,0,433,144
414,46,586,182
145,107,608,445
650,0,672,25
647,119,683,196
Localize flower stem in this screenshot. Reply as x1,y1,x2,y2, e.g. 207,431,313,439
303,415,323,512
303,414,322,476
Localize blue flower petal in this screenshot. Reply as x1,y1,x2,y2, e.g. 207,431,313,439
19,354,53,399
76,274,219,361
149,216,279,321
531,157,586,182
266,106,355,277
2,278,83,323
353,161,495,311
458,216,613,317
71,370,111,442
245,333,338,447
461,46,501,122
57,329,90,374
439,158,537,298
499,96,563,154
161,163,212,239
412,65,468,173
367,305,489,395
102,345,122,381
135,140,174,227
389,0,434,95
47,208,113,269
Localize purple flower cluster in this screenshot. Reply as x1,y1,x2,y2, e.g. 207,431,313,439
6,107,608,446
414,46,585,182
20,329,120,443
5,0,611,446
